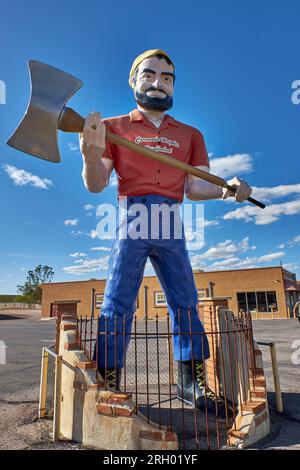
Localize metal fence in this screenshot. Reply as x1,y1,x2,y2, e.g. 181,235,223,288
76,308,256,449
0,302,40,310
38,344,62,441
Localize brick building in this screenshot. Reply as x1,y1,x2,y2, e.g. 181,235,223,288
41,265,300,319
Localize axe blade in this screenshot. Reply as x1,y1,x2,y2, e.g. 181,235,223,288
6,60,83,163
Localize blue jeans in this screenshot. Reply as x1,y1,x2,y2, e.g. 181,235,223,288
94,194,209,368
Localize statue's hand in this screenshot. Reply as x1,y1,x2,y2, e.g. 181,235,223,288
79,111,106,161
222,176,252,202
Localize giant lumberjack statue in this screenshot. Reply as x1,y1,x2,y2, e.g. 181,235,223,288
7,52,260,416
79,49,252,415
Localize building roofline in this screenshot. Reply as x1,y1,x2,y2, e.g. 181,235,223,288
194,265,285,275
41,265,290,287
41,279,107,286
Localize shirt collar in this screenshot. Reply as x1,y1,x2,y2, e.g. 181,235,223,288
129,109,178,129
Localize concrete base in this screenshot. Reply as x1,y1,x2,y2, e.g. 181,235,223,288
58,319,178,450
228,340,270,448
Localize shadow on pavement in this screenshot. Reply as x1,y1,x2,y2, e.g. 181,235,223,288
249,391,300,449
0,313,25,320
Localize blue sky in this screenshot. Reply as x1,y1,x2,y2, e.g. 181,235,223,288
0,0,300,294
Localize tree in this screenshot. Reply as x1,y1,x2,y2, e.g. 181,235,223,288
17,265,54,303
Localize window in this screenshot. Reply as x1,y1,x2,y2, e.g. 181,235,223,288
237,292,247,312
267,291,278,311
237,291,278,313
155,292,167,307
247,292,257,312
257,292,267,312
197,290,206,304
95,293,104,309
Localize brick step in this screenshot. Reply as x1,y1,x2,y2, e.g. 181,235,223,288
250,377,266,387
228,429,248,440
255,410,269,427
75,360,96,370
240,401,266,414
64,340,81,351
250,389,267,400
62,323,77,332
96,402,134,418
249,368,264,376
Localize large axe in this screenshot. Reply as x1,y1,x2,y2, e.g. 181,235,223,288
6,60,265,209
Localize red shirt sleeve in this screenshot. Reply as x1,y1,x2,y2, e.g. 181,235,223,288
189,129,210,168
102,120,117,161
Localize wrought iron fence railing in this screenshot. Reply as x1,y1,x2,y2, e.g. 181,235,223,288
75,308,256,449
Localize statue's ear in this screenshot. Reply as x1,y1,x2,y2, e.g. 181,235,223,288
129,70,137,90
129,76,135,89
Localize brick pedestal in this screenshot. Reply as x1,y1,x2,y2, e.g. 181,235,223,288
200,297,230,395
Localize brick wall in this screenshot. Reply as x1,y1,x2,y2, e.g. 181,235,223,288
41,266,288,318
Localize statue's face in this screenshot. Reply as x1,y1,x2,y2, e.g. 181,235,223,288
133,56,174,111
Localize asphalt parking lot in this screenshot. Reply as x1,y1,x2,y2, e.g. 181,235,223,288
0,312,299,449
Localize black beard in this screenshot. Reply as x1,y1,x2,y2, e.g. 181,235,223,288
134,89,173,111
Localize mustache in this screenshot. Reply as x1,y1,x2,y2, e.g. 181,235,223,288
145,87,167,94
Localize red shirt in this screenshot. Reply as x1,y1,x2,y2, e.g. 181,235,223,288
103,109,209,203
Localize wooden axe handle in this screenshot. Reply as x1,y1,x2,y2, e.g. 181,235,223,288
59,107,265,209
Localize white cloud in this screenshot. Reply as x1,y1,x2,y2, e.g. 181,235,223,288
89,229,98,239
191,250,285,271
144,259,156,275
64,219,79,226
204,219,219,227
183,217,219,251
90,246,111,252
210,154,253,179
68,142,79,152
201,237,252,260
189,237,254,270
208,257,240,268
282,263,299,272
277,243,285,249
109,171,118,187
288,235,300,245
256,251,285,262
71,230,84,236
63,256,109,275
223,199,300,225
84,204,95,211
3,164,53,190
70,252,87,257
251,184,300,202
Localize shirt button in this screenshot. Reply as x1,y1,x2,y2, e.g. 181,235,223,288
157,169,160,173
157,182,160,185
142,198,146,203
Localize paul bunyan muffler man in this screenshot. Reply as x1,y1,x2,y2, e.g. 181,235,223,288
80,49,252,416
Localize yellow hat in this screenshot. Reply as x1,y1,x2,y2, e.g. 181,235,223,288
129,49,174,88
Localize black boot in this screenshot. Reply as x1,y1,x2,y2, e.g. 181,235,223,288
98,367,122,391
177,360,233,418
